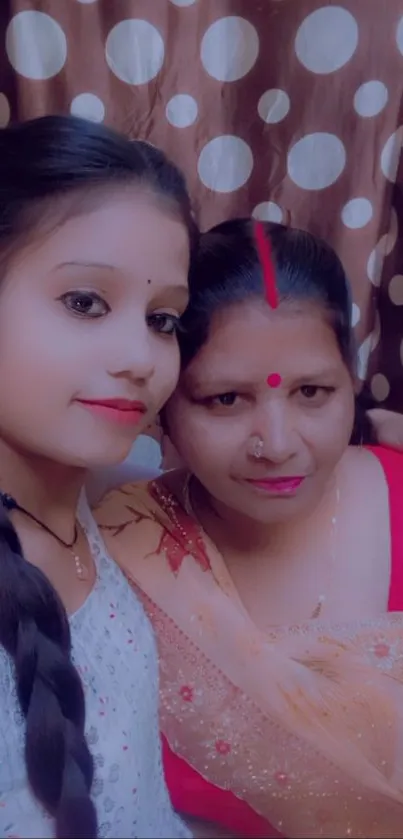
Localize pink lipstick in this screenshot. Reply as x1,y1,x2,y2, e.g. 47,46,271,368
77,398,147,426
246,476,305,496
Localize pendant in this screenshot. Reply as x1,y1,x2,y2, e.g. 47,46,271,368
72,552,89,581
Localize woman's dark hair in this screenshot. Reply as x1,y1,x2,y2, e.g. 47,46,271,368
0,114,196,838
180,218,375,444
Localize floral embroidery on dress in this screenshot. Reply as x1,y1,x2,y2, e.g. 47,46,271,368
148,481,211,574
179,685,194,703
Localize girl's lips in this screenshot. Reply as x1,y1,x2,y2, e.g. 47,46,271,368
76,398,147,426
245,476,305,495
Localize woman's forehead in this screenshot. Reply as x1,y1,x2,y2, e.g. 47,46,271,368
184,301,344,387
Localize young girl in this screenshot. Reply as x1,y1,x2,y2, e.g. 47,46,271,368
0,115,196,838
97,220,403,838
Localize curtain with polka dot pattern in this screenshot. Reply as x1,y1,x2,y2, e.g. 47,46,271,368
1,0,402,409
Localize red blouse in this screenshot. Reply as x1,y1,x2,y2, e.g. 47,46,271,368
163,446,403,838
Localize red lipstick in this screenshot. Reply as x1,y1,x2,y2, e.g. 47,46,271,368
246,476,305,496
77,398,147,426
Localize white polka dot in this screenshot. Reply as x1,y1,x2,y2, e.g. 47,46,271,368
389,274,403,305
351,302,360,327
396,16,403,55
341,197,373,229
371,373,390,403
105,19,164,85
201,17,259,82
70,93,105,122
295,7,358,74
166,94,198,127
258,89,290,124
6,11,67,80
381,126,403,182
354,81,388,117
169,0,197,5
367,235,387,286
252,202,283,223
0,93,10,128
198,136,253,193
288,133,346,190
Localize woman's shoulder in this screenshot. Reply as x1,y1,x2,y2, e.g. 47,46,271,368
364,444,403,484
94,469,185,521
342,444,403,489
94,479,155,533
339,444,403,525
93,472,186,574
337,445,392,543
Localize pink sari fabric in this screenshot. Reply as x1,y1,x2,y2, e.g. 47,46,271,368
97,480,403,838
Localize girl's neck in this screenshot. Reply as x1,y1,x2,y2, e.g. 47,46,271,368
0,438,86,539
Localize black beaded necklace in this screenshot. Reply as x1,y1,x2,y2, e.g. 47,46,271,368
0,491,88,580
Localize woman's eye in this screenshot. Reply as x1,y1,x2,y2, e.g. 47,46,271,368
60,291,109,318
300,385,320,399
148,313,180,335
299,385,334,402
212,392,238,407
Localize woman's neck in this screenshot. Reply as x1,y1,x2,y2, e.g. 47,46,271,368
187,472,336,559
0,438,87,540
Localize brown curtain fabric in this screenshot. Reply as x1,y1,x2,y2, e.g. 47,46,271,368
1,0,403,409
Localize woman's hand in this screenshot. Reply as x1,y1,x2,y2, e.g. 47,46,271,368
367,408,403,449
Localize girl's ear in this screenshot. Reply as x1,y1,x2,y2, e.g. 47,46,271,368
367,408,403,450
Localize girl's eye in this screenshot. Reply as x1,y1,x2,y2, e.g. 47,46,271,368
148,313,180,335
212,392,238,407
60,291,109,318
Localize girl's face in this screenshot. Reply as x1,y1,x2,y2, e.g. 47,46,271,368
165,299,355,524
0,190,190,467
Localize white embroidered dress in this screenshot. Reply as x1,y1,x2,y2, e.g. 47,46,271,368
0,494,190,838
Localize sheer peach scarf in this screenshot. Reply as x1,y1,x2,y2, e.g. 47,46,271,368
101,480,403,838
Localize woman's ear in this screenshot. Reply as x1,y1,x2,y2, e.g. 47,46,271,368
367,408,403,450
161,434,185,470
159,406,185,469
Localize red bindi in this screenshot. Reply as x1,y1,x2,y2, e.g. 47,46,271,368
267,372,282,388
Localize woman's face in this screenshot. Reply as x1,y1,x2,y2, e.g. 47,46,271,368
0,189,190,467
165,299,355,524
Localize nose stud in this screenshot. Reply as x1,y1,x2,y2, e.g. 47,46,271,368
247,434,264,460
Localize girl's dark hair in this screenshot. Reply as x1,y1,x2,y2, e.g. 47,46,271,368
0,114,196,838
179,218,376,444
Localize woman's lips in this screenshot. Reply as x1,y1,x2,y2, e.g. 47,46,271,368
245,476,305,495
76,398,147,427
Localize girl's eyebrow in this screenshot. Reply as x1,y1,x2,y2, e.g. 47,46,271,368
55,261,116,271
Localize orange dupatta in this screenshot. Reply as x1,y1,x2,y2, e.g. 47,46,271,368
98,480,403,838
